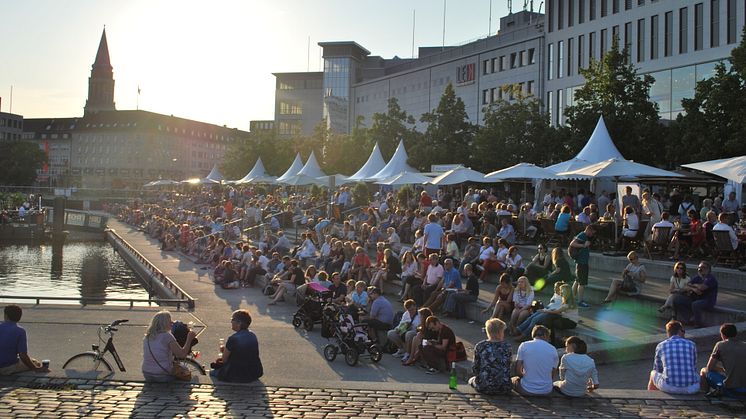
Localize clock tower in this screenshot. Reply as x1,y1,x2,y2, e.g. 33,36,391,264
84,28,116,115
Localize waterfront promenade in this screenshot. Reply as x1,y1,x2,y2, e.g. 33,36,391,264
2,218,746,417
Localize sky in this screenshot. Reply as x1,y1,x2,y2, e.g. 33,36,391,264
0,0,515,131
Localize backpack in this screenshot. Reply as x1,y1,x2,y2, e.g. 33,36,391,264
568,241,580,260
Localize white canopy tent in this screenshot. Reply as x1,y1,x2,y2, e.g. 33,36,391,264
144,179,180,188
276,153,304,183
376,171,433,186
545,116,624,173
558,158,686,179
295,151,326,178
235,157,276,184
485,163,575,181
280,174,326,186
317,174,354,186
682,156,746,204
204,164,224,182
347,142,386,182
369,140,418,181
428,166,488,186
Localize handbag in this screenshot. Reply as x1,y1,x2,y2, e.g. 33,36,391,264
447,341,467,363
621,273,637,293
147,337,192,381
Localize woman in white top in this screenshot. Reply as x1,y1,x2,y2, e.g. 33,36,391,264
142,311,196,382
508,276,535,336
387,299,422,358
658,261,689,313
602,251,647,303
386,227,401,254
622,206,639,238
504,246,524,281
296,233,318,260
554,336,599,397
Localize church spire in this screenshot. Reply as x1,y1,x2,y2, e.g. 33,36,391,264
84,28,116,115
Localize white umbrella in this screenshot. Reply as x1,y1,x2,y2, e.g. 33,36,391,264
429,166,488,185
376,171,432,186
682,156,746,184
557,158,685,179
485,162,575,181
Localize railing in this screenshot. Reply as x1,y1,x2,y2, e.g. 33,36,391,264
107,230,196,309
0,295,191,309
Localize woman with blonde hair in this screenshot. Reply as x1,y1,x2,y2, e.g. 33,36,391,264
602,251,647,303
469,318,512,394
142,310,195,382
508,276,535,336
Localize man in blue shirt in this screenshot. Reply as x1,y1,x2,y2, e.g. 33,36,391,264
648,320,700,394
0,305,44,375
367,287,394,343
422,258,462,311
214,309,263,383
672,261,718,328
423,213,445,257
569,224,596,308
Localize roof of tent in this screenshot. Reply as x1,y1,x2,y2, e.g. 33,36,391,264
296,151,326,178
682,156,746,184
347,142,386,181
369,140,418,181
546,116,624,173
236,157,272,183
276,153,304,182
204,164,224,181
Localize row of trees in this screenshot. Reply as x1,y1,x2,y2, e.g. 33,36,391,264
222,29,746,180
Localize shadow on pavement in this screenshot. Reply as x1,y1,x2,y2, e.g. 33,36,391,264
213,381,273,417
132,381,197,417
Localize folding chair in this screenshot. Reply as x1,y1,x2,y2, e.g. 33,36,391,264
645,226,672,260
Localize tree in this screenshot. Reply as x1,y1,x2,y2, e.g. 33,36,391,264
408,83,476,171
564,37,663,164
367,98,418,160
221,129,294,179
671,26,746,163
473,92,563,171
0,141,47,186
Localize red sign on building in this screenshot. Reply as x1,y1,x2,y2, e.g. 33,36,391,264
457,63,475,85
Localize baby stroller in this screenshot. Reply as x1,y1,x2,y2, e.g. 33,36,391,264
321,304,383,366
292,282,333,331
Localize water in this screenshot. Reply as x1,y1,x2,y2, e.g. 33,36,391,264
0,241,152,305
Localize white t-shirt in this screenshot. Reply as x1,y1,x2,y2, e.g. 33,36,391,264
424,264,444,286
517,338,558,395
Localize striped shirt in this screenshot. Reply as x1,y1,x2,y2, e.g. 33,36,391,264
653,335,699,388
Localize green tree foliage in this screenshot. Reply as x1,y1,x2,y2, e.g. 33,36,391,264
564,37,663,164
473,91,563,171
671,26,746,163
221,130,294,179
409,83,475,171
352,182,370,207
367,98,417,160
0,141,47,186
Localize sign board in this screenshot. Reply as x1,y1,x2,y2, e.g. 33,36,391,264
456,63,475,85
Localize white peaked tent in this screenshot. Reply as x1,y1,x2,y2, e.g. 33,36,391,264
376,171,432,186
485,163,573,181
369,140,418,181
683,156,746,184
546,115,624,173
236,157,275,184
296,151,327,178
205,164,224,182
276,153,304,183
347,142,386,182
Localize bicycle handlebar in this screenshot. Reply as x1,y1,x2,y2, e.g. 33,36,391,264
110,319,129,327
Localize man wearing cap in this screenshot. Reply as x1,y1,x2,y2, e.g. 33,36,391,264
367,287,394,343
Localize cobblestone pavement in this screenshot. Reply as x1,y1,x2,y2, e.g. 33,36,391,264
1,377,745,418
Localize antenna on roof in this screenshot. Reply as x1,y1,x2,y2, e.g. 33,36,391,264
508,0,512,14
411,9,416,58
441,0,447,50
488,0,492,35
307,35,310,72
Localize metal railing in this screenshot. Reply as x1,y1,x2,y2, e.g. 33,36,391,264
107,230,196,309
0,295,191,309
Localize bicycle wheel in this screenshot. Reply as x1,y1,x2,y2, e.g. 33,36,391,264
179,358,206,375
63,352,113,376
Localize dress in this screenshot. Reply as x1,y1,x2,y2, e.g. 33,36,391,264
469,340,512,394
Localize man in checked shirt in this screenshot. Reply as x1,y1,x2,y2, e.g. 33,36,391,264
647,320,701,394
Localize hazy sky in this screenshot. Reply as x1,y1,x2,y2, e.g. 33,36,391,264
0,0,514,130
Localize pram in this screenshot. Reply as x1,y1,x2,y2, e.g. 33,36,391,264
292,282,333,331
321,303,383,366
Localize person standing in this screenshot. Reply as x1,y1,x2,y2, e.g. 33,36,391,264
512,325,558,396
648,320,700,394
0,305,45,375
423,213,445,257
213,309,263,383
569,224,596,308
622,186,641,215
700,323,746,398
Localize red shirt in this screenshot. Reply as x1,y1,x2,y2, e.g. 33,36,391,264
420,195,433,208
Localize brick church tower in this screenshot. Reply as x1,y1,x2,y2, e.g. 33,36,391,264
84,28,116,114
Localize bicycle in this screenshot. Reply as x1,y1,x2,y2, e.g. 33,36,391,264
62,319,206,376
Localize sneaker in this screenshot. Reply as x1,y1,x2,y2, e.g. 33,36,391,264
578,301,591,308
392,349,405,358
401,353,410,362
706,387,724,398
425,367,439,375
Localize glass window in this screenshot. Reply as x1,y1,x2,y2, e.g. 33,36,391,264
548,44,555,80
519,50,527,66
528,80,535,95
557,90,565,126
511,52,517,68
590,0,596,20
665,11,673,56
491,57,497,72
491,87,498,102
528,48,536,64
567,38,574,76
637,19,645,62
482,89,490,105
558,41,565,78
727,0,737,44
671,66,695,117
694,3,703,51
547,91,554,126
569,0,574,27
696,61,719,81
710,0,720,48
601,0,607,17
649,69,671,119
625,0,632,10
625,22,632,57
578,35,585,71
483,60,490,75
579,0,585,24
613,0,619,14
589,31,596,62
499,56,506,71
680,7,689,53
548,0,554,32
651,15,659,59
558,0,565,30
612,25,620,43
601,29,608,55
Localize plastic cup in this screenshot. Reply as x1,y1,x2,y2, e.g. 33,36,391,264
42,360,50,369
